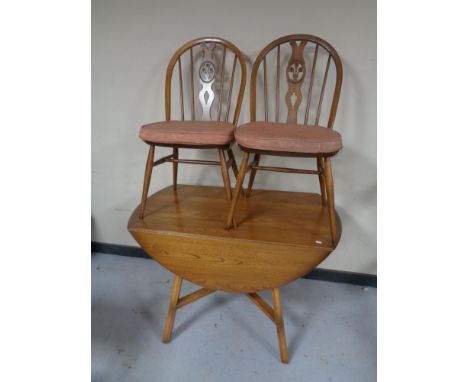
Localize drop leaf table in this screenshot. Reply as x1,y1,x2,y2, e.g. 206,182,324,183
128,184,341,363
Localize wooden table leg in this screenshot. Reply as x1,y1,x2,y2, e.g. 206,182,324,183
161,275,290,363
272,288,289,364
162,275,183,343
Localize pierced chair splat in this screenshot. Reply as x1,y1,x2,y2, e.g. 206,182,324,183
225,34,343,247
138,37,247,222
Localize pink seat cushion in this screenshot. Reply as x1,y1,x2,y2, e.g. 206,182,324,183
140,121,235,146
235,122,342,154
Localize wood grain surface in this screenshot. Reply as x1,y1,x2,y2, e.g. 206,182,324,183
128,185,341,292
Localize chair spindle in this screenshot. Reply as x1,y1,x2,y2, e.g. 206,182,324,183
218,46,227,121
225,56,237,122
263,57,268,121
304,44,319,125
275,45,280,122
315,54,331,125
178,58,184,120
190,48,195,120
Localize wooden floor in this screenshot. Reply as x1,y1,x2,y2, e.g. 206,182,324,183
128,185,341,293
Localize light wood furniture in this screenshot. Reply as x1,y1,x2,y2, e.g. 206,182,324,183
138,37,247,222
128,185,341,363
225,35,343,247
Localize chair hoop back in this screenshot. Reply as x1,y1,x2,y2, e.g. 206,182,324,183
165,37,247,126
250,34,343,129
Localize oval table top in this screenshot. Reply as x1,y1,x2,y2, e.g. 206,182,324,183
128,185,341,292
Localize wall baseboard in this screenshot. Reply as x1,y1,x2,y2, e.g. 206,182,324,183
91,241,377,288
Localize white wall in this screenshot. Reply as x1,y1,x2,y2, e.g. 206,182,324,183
92,0,376,274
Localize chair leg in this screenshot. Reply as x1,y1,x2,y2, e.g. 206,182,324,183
225,152,250,229
139,145,155,219
162,275,183,343
246,154,261,197
172,147,179,191
272,288,289,364
227,148,239,177
317,158,327,206
227,148,245,197
219,149,237,229
323,157,338,247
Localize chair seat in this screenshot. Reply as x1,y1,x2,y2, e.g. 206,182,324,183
235,122,342,155
140,121,235,146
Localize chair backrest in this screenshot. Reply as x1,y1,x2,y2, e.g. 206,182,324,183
250,34,343,129
165,37,247,125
